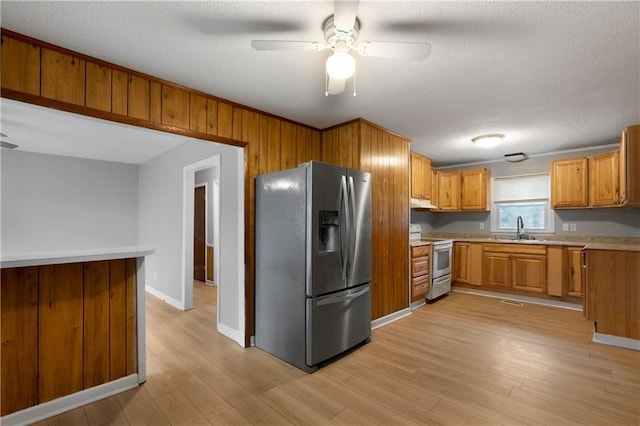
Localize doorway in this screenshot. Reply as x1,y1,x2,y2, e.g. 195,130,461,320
193,184,206,282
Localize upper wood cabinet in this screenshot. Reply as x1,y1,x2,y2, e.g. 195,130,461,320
551,158,589,208
589,151,620,207
410,152,432,200
435,171,461,211
434,168,490,211
551,124,640,209
461,168,490,211
619,124,640,207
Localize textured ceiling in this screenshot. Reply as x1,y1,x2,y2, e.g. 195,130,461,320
1,1,638,166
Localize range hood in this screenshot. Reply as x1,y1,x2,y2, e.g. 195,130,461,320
410,197,437,209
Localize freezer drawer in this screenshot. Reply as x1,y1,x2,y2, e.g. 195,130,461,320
306,284,371,367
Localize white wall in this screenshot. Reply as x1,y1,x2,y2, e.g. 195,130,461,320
1,150,139,254
138,139,244,342
195,167,218,245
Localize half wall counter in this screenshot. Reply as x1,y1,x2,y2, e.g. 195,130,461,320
1,246,153,425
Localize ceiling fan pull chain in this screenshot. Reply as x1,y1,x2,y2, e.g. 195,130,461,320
325,70,329,97
353,68,357,97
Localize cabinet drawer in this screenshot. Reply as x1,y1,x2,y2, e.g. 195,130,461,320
412,245,430,257
483,243,546,256
412,257,429,277
412,274,430,298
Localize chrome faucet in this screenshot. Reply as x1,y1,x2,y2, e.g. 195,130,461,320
516,216,525,240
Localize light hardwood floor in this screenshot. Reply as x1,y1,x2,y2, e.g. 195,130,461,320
33,282,639,425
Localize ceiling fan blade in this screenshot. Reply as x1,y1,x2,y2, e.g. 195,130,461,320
327,76,346,95
251,40,321,51
333,0,360,32
358,41,432,61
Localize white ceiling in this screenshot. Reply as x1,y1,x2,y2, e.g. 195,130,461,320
1,99,185,164
1,1,638,166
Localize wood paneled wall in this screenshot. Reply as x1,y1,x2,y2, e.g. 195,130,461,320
322,120,410,319
1,259,137,415
0,29,410,344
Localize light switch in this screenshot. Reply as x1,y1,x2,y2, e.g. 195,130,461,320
479,223,485,230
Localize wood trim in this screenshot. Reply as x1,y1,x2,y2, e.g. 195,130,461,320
322,117,412,142
1,28,415,346
0,88,247,148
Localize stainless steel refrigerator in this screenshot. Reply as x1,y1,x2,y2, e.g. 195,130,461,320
255,161,372,373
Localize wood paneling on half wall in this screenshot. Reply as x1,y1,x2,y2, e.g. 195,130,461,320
0,29,410,343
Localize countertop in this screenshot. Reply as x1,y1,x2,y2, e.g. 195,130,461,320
1,246,155,268
410,235,640,252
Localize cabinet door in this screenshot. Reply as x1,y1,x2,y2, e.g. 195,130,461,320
422,156,432,200
453,243,470,283
482,252,511,288
436,171,461,211
566,248,584,297
461,168,489,211
410,152,424,198
410,153,432,200
468,243,483,286
546,246,565,297
620,125,640,206
551,158,588,208
589,151,620,207
512,254,546,293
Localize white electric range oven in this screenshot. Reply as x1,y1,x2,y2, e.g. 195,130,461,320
409,224,453,301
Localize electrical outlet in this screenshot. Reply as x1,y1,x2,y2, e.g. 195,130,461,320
562,223,569,231
570,223,577,232
479,223,485,230
153,272,157,280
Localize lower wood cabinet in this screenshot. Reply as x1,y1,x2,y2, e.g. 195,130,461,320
566,247,585,297
585,249,639,340
511,254,546,293
482,243,547,293
1,259,137,416
482,252,511,288
453,242,483,286
411,245,430,301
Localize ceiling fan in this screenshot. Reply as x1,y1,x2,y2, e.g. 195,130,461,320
250,0,431,96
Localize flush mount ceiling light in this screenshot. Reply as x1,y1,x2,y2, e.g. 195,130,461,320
471,133,505,148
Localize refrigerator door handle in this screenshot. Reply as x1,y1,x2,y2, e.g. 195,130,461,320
316,286,370,306
348,176,357,279
340,175,350,280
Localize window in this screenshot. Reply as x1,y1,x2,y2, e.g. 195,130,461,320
491,173,553,234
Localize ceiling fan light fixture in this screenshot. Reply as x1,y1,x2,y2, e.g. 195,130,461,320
326,51,356,79
471,133,505,148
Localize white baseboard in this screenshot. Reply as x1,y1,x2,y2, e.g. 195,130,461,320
452,287,583,311
410,299,426,311
145,285,184,310
217,322,244,347
593,332,640,351
1,375,139,426
371,308,412,330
